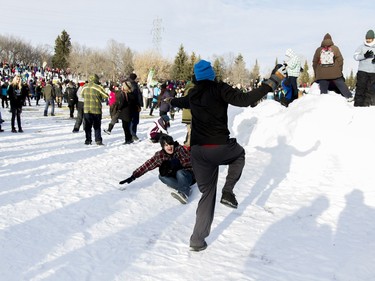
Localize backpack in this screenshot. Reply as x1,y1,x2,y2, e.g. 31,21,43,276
320,47,334,67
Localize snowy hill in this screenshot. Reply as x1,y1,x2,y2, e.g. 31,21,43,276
1,90,375,281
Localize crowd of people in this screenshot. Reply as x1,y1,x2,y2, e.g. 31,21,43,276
1,29,375,252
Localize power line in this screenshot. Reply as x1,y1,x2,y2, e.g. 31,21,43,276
151,17,163,54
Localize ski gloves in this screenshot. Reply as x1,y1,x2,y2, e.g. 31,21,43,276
262,64,287,91
364,50,375,63
119,175,135,185
364,50,374,59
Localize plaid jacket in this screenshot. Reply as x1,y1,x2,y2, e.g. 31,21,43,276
132,145,192,178
81,83,108,114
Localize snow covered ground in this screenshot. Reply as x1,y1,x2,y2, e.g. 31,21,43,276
1,87,375,281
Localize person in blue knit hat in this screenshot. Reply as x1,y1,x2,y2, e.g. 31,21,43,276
167,59,287,251
194,60,216,81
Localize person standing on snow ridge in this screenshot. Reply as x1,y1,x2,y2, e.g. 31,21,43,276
168,59,286,251
119,135,195,204
353,29,375,106
283,48,302,106
312,33,352,99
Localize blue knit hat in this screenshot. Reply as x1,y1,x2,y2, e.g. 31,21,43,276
194,60,215,81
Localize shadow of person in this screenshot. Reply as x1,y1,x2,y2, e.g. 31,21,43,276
208,136,320,245
333,189,375,280
245,196,332,280
250,136,320,207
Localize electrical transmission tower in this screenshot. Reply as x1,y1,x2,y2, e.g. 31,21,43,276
152,17,163,54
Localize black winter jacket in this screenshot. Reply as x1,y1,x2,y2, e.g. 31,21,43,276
171,80,272,146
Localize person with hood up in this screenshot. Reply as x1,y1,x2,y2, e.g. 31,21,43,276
167,59,287,251
353,29,375,106
119,135,195,204
312,33,352,99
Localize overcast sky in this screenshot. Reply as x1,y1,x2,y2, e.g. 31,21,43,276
1,0,373,76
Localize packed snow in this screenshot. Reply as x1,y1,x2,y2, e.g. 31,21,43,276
1,86,375,281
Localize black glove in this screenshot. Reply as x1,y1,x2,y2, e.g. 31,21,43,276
372,57,375,64
159,159,182,177
119,175,135,185
159,160,173,177
262,64,287,91
364,50,374,59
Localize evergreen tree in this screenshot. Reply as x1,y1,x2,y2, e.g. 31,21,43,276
345,70,356,90
171,44,189,81
299,60,311,87
212,58,224,82
52,30,72,69
249,59,260,86
231,54,248,86
187,52,198,80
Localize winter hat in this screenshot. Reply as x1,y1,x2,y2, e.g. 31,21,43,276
323,33,332,40
122,80,132,92
365,29,374,39
194,60,215,81
321,33,334,47
285,48,294,57
159,135,174,148
129,73,137,81
88,74,99,84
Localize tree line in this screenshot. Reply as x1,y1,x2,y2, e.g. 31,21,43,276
0,30,356,89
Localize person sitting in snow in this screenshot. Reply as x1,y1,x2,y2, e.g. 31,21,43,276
119,135,195,204
147,115,170,143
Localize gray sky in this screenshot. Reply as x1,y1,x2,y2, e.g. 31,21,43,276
1,0,373,76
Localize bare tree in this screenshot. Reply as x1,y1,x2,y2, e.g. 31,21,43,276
133,50,172,83
105,39,134,81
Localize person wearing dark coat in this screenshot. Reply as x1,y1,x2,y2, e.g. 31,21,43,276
169,59,286,251
128,73,143,141
66,81,78,118
8,75,26,132
104,80,135,144
312,33,352,98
